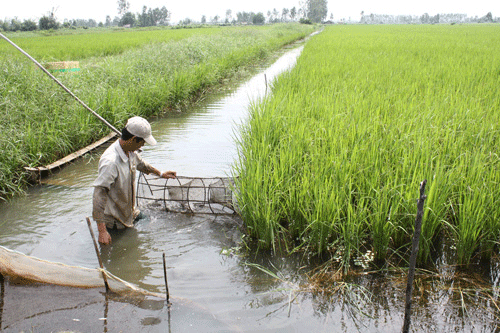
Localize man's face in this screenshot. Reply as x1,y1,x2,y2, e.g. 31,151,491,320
123,136,145,152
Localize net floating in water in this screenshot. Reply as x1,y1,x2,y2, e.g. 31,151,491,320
0,245,162,298
137,173,238,215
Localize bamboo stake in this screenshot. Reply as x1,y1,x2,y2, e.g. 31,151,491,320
163,252,171,305
86,217,110,292
264,74,268,96
402,180,427,333
0,32,121,135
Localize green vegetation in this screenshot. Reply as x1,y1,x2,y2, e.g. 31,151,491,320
0,24,315,200
233,24,500,268
0,27,229,61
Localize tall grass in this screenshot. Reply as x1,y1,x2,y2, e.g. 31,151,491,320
0,24,316,200
233,24,500,268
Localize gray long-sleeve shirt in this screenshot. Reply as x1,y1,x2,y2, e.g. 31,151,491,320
92,140,156,228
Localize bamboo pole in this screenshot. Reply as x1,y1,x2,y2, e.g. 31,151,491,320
0,32,121,136
86,217,110,292
163,252,171,305
402,180,427,333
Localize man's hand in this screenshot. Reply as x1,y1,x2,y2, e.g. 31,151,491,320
161,171,177,179
97,222,112,245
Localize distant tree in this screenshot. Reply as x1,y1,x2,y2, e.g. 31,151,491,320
272,8,279,22
39,10,59,30
252,12,266,25
117,0,130,15
105,15,112,27
138,6,150,26
119,12,136,26
485,12,493,22
236,11,252,24
158,7,171,25
8,18,22,31
137,6,170,27
282,8,289,22
149,7,170,25
201,15,206,24
306,0,328,22
211,15,220,23
226,9,232,23
20,19,36,31
298,7,305,20
430,13,440,24
112,16,121,26
420,13,430,24
290,7,297,21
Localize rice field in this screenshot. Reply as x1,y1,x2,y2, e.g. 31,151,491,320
233,24,500,268
0,26,235,61
0,24,315,200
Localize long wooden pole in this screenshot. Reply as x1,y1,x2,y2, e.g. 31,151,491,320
0,32,121,135
86,217,110,292
402,180,427,333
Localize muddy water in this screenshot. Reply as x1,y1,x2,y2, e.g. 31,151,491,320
1,44,499,332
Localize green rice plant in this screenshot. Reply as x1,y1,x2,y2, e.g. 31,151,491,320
0,24,316,200
233,24,500,268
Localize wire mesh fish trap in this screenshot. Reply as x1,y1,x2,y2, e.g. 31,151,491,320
136,173,238,215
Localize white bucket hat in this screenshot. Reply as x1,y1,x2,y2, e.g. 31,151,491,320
125,116,157,145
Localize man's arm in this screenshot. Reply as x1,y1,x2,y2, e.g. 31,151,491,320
92,186,112,245
136,155,176,179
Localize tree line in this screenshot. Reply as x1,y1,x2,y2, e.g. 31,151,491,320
358,12,498,24
0,0,329,32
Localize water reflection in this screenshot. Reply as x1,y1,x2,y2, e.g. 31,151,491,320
100,227,152,286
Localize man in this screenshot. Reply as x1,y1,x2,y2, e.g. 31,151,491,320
93,116,176,245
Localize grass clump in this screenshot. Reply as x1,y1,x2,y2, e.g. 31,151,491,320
233,24,500,269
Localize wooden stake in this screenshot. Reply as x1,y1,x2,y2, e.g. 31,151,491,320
402,180,427,333
86,217,110,292
163,252,171,305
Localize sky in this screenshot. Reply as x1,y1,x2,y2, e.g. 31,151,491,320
2,0,499,24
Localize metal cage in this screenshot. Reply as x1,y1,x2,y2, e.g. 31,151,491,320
136,173,238,215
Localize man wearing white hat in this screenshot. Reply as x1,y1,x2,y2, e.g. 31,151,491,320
92,116,176,245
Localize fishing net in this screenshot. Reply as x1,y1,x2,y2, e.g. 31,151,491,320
0,246,235,332
0,245,162,298
136,173,238,215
